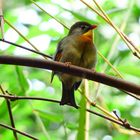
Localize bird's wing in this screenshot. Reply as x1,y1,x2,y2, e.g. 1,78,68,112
50,38,65,83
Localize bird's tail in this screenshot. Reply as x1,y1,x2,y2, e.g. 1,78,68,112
60,82,78,109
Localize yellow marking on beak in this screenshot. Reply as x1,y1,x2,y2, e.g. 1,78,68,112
83,30,93,39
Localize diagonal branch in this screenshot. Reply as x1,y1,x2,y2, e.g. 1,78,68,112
0,39,52,59
0,55,140,95
4,19,49,60
80,0,140,59
92,0,140,54
0,123,38,140
30,0,68,29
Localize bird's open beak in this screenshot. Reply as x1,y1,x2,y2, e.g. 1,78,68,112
90,25,97,30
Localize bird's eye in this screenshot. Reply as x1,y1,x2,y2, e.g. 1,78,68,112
80,25,87,30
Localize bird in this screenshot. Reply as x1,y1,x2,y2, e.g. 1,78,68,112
51,21,97,109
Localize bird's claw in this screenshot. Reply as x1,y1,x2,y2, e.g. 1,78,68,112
65,62,72,67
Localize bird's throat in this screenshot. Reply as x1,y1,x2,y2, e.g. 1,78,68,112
83,30,93,40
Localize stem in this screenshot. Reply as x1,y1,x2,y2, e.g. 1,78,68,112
84,80,90,140
0,85,18,140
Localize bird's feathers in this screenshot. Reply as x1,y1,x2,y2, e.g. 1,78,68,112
50,39,64,83
60,82,78,109
51,21,97,108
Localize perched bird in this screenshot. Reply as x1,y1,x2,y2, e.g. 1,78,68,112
51,21,97,109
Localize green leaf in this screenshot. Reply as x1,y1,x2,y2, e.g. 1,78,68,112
117,65,140,77
106,8,127,15
35,109,63,123
66,122,78,130
15,66,29,94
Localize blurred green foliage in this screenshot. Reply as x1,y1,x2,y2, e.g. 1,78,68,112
0,0,140,140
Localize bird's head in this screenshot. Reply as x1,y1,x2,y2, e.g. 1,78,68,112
68,21,97,39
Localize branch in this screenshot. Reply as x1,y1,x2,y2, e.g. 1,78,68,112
0,123,38,140
0,94,140,132
0,93,60,103
81,91,140,134
0,55,140,95
0,86,18,140
86,109,140,132
0,39,52,59
0,40,139,99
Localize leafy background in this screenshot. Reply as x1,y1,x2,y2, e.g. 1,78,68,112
0,0,140,140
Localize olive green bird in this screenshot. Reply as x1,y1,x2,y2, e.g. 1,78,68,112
51,21,97,109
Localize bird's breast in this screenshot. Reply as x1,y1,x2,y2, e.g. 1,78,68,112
77,35,92,46
75,36,97,68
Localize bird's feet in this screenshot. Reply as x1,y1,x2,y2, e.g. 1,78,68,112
91,68,95,72
65,62,72,67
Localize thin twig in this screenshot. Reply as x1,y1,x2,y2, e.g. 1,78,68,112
81,91,140,134
30,0,68,29
97,51,123,78
0,94,140,132
86,108,140,132
0,94,60,103
0,86,18,140
0,123,38,140
122,33,140,54
121,90,140,100
0,39,52,59
4,19,48,60
81,93,117,120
